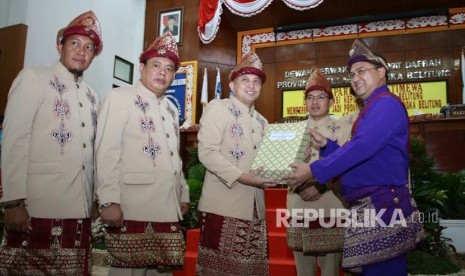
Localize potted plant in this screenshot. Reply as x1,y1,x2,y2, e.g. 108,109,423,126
436,170,465,253
181,145,206,230
408,137,462,274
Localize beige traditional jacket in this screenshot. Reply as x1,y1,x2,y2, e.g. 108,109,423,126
95,81,189,222
287,114,356,215
1,62,99,218
197,97,268,221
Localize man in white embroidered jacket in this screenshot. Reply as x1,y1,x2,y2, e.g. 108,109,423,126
95,31,189,276
195,52,277,276
286,68,354,276
0,11,102,275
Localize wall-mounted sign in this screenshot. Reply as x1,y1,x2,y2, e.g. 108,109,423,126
277,58,451,88
282,81,447,118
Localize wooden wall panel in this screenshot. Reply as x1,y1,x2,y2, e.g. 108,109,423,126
411,118,465,173
316,40,353,59
146,1,465,172
404,32,451,51
145,1,465,125
253,29,465,122
451,29,465,46
255,63,277,123
0,24,27,116
145,0,237,124
274,43,316,62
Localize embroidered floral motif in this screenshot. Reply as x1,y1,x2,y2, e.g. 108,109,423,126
166,103,176,121
143,137,161,165
172,122,179,138
49,75,72,154
86,89,96,106
135,95,162,166
256,114,266,137
50,76,68,95
140,117,155,134
228,103,247,163
53,98,71,119
51,226,63,237
229,144,245,163
256,114,266,129
90,109,97,128
229,105,243,119
135,95,150,113
231,122,244,140
86,89,98,127
328,123,340,135
51,122,72,154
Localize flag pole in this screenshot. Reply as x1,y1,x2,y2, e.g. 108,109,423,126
461,47,465,104
200,67,208,112
215,66,222,99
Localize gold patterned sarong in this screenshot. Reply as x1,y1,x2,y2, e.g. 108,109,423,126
286,218,344,254
0,218,91,276
104,220,185,270
196,211,269,276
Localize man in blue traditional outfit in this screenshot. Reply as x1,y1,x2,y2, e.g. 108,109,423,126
285,39,424,276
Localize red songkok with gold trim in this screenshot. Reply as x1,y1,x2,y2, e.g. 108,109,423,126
229,52,266,83
139,32,180,69
57,10,103,56
304,67,332,99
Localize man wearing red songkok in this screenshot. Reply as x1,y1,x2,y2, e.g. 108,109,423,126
286,67,353,276
195,52,277,275
95,31,189,276
0,10,103,275
286,39,425,276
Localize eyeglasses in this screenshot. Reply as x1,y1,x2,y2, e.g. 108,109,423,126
348,67,379,80
306,95,329,101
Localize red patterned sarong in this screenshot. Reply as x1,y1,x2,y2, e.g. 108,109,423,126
0,217,92,275
196,211,269,276
104,220,185,270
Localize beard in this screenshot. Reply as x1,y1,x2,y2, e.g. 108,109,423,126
67,68,84,78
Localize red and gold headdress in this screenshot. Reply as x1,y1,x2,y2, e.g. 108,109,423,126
304,67,332,99
229,52,266,83
57,10,103,56
139,32,179,69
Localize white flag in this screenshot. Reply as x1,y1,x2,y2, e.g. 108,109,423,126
215,67,222,99
462,49,465,104
201,67,208,111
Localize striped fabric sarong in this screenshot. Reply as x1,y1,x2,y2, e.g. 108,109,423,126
196,211,269,276
104,220,185,270
342,185,425,273
0,217,92,275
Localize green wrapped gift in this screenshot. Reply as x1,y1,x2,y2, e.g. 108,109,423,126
252,121,309,184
